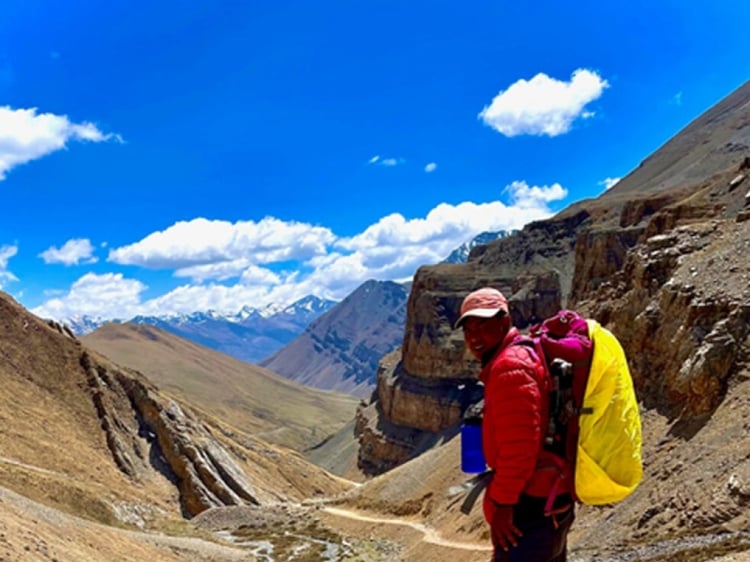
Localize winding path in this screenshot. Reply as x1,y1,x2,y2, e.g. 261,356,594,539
322,506,492,552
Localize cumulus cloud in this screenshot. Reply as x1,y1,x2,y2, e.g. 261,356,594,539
137,283,277,317
30,272,300,320
505,180,568,208
479,69,609,137
108,217,336,273
0,106,122,180
424,162,437,173
0,244,19,288
31,273,146,320
39,238,98,265
323,180,567,293
34,181,569,319
174,259,282,285
599,177,621,190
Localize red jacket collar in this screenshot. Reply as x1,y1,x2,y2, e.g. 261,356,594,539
479,327,520,383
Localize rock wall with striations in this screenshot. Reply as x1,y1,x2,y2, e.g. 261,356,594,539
77,345,262,516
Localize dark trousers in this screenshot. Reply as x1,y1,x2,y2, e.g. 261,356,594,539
493,494,574,562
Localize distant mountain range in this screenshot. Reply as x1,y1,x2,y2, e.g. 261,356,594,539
66,295,337,363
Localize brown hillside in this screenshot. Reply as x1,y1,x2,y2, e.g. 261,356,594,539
0,291,360,560
82,321,358,452
561,80,750,227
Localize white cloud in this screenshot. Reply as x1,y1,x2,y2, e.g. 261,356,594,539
505,180,568,208
339,181,565,252
0,106,122,180
31,273,146,320
425,162,437,173
138,283,275,317
174,259,282,285
380,158,402,166
323,180,567,294
479,69,609,137
671,91,683,106
599,177,621,190
108,217,336,274
39,238,98,265
33,181,568,319
367,155,405,167
0,244,19,288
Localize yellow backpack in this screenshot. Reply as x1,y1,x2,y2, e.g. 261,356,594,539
575,320,643,504
528,312,643,505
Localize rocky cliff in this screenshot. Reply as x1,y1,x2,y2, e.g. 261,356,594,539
355,75,750,542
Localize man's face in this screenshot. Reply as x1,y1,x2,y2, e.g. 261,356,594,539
461,314,507,360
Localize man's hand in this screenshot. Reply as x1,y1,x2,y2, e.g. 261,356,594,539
490,503,522,552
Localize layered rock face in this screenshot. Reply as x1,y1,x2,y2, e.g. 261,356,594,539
78,345,261,516
583,216,750,419
356,80,750,492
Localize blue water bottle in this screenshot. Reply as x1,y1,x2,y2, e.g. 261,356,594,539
460,415,486,473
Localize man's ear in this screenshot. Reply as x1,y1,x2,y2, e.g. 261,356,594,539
500,314,511,331
489,313,511,338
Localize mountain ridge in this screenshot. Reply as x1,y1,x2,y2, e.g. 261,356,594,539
65,295,338,364
260,279,409,398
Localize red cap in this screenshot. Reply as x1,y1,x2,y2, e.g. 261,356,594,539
454,287,508,329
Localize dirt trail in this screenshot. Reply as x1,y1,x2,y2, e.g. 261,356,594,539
322,506,492,552
0,455,62,477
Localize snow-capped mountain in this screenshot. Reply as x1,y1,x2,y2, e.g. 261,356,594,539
63,315,118,335
441,230,517,264
62,296,338,364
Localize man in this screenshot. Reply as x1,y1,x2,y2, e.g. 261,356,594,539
455,287,574,562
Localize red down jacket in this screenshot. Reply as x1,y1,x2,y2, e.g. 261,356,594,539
480,328,569,519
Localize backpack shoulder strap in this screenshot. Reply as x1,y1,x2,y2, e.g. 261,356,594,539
510,334,543,361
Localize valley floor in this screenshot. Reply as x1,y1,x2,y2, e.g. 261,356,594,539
2,481,750,562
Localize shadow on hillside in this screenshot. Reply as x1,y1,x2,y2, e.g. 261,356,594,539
667,411,714,441
136,410,181,481
407,423,462,463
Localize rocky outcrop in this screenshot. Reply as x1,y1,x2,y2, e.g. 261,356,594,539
583,218,750,419
569,226,642,302
79,350,260,516
354,347,483,474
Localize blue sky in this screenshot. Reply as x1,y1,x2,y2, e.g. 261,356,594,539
1,0,748,321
